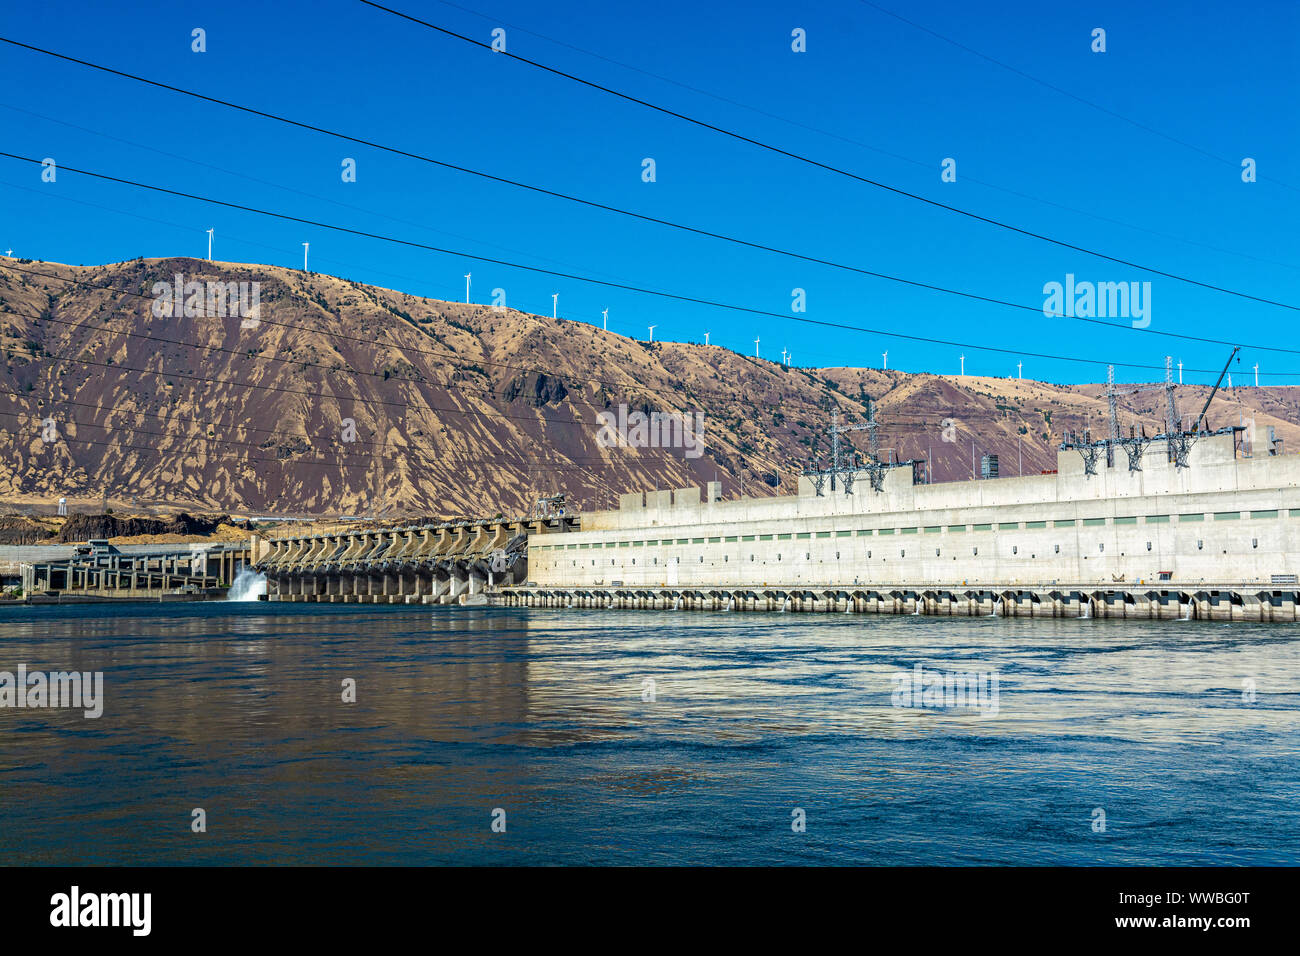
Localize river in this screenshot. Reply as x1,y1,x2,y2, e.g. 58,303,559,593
0,603,1296,864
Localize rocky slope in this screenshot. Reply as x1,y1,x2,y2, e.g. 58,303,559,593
1,256,1295,518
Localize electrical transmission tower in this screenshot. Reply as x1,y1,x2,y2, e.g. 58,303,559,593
1064,352,1240,476
802,401,906,495
1106,363,1168,472
832,407,879,493
1064,357,1186,476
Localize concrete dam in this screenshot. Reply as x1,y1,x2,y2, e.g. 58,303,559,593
253,432,1300,622
252,516,547,603
511,432,1300,622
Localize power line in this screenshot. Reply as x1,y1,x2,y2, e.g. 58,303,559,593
11,314,1231,448
0,154,1281,374
2,306,776,439
0,100,648,290
30,254,1284,426
854,0,1298,194
3,262,864,419
0,299,746,428
0,177,654,345
0,37,1039,316
1,34,1294,315
349,2,1299,311
419,0,1298,273
0,307,798,466
7,358,1261,503
5,294,1268,493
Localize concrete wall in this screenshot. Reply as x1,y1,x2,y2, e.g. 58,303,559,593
530,435,1300,588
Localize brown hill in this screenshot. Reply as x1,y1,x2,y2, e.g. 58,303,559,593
0,256,1295,518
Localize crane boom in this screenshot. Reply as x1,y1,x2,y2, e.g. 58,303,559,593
1193,347,1241,433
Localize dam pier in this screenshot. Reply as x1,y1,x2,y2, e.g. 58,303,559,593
501,583,1298,621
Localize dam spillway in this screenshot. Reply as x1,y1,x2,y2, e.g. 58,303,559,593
252,515,554,604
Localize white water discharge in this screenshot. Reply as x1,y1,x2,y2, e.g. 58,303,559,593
227,567,267,602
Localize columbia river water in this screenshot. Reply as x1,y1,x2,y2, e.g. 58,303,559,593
1,601,1297,865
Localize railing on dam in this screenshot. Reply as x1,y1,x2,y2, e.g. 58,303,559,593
253,514,577,604
498,582,1300,622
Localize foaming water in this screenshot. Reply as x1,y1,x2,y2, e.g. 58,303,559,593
226,567,267,601
0,603,1296,865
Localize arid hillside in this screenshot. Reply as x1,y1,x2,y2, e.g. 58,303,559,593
1,256,1295,519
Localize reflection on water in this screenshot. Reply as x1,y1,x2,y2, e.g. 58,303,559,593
0,604,1296,865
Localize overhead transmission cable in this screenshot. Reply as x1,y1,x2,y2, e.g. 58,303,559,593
348,2,1298,311
0,34,1294,314
0,153,1282,375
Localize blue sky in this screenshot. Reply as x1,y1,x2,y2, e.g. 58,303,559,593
2,0,1296,384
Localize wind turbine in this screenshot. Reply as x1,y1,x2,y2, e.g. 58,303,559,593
206,228,213,261
464,273,471,304
551,293,558,319
1177,360,1183,384
704,331,709,346
647,325,656,342
882,351,888,370
780,347,788,365
1016,361,1022,379
302,242,309,272
3,249,10,257
1254,363,1259,387
754,336,760,359
959,354,965,376
601,308,608,331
